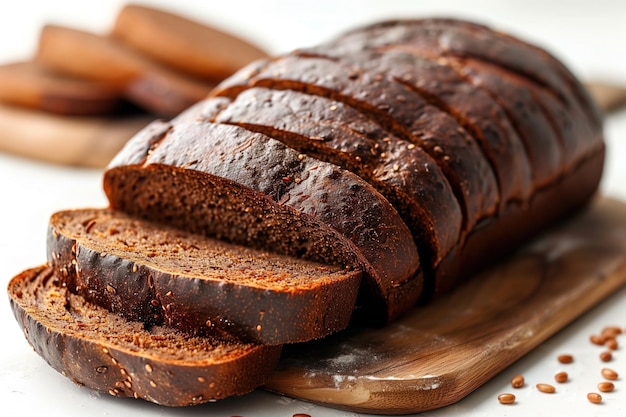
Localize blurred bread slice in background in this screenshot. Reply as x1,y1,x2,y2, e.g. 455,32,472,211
111,3,268,81
0,3,269,167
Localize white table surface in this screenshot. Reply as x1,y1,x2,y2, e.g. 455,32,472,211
1,1,626,416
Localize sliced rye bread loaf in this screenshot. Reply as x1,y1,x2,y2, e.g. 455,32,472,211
210,87,462,279
104,121,421,322
47,208,361,345
208,23,603,298
211,54,500,236
316,19,605,295
8,18,607,408
36,25,214,117
8,265,282,406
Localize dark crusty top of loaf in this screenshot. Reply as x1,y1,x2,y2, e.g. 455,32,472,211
47,208,362,344
329,18,603,132
314,20,604,185
105,121,421,321
446,56,562,187
8,265,282,406
287,49,534,208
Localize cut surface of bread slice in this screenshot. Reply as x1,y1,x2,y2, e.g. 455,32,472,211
48,208,362,344
8,265,282,406
105,121,421,321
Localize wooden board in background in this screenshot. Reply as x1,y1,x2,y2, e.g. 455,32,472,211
0,81,624,169
266,197,626,414
0,103,152,168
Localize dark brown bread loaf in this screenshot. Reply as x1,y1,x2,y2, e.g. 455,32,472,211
104,121,421,320
8,265,282,406
8,18,606,407
331,18,603,132
47,208,361,344
303,20,604,294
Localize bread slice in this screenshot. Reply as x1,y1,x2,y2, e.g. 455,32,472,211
111,4,268,81
0,61,121,115
36,25,214,117
212,87,461,278
47,208,361,344
8,265,282,406
104,121,421,321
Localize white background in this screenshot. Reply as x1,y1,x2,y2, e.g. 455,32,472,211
1,1,626,416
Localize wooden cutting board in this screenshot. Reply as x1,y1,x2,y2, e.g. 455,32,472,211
0,103,152,168
265,196,626,414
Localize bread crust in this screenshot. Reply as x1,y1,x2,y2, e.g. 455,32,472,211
289,49,534,208
8,265,282,406
331,18,603,131
212,87,461,274
211,54,499,237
